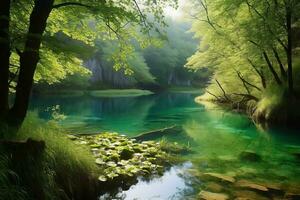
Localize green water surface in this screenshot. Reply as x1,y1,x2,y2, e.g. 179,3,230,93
30,92,300,199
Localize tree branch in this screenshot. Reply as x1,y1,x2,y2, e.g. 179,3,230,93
232,93,259,102
247,58,266,88
235,70,262,92
52,2,91,9
215,79,231,102
206,90,220,100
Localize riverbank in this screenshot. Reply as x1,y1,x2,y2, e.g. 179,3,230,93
32,87,203,98
0,114,185,200
195,93,300,128
33,89,154,97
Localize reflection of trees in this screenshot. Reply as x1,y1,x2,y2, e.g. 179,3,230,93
30,95,156,135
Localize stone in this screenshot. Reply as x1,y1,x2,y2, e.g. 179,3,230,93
204,172,236,183
205,182,224,193
262,182,284,195
233,190,269,200
284,193,300,200
239,151,262,162
236,180,268,193
198,190,229,200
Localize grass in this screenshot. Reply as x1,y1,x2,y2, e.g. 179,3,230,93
167,87,203,94
0,113,100,200
88,89,153,97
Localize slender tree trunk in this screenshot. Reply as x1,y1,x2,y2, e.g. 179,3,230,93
247,58,267,89
272,47,287,80
286,5,293,94
263,51,282,85
0,0,11,119
8,0,54,127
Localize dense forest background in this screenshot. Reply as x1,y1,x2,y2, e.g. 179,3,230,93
33,18,208,92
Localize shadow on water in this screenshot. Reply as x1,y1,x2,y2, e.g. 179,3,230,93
30,92,300,199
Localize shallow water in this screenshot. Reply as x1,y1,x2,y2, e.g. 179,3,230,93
30,92,300,199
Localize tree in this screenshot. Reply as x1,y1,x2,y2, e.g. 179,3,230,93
186,0,300,107
0,0,177,131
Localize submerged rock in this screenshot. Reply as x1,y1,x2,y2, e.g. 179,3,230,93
199,190,229,200
284,193,300,200
236,180,268,193
239,151,262,162
203,172,236,183
262,182,284,195
205,182,224,193
233,190,270,200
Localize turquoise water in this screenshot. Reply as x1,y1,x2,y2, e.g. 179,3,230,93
30,92,300,199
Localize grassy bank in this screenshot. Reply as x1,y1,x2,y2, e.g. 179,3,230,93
33,89,153,97
0,113,181,200
1,114,100,200
195,89,300,127
88,89,153,97
167,87,203,94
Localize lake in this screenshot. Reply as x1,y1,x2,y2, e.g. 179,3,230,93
30,92,300,199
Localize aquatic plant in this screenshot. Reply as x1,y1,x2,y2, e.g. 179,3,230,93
73,133,175,186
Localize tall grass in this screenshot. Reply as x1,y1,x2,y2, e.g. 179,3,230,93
0,113,100,200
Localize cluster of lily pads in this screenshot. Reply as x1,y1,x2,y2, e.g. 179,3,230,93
69,133,171,183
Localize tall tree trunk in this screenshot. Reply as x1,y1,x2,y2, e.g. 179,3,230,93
0,0,11,119
8,0,54,127
286,4,293,94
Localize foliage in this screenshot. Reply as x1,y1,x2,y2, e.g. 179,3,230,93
142,19,199,86
8,0,178,86
186,0,300,113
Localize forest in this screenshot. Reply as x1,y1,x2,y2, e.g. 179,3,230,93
0,0,300,200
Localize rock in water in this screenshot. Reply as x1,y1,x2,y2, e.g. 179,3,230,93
236,180,268,193
233,190,270,200
199,190,229,200
284,193,300,200
205,182,224,193
203,172,236,183
239,151,262,162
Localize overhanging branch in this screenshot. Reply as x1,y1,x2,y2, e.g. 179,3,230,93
52,2,91,9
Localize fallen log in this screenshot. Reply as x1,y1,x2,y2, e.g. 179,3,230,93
132,125,182,141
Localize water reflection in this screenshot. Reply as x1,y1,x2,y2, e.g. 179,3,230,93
30,92,300,199
118,162,193,200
